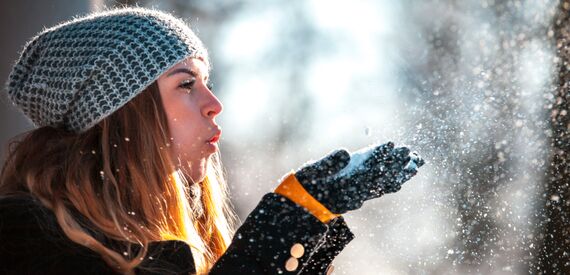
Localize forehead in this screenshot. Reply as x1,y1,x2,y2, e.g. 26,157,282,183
167,57,209,77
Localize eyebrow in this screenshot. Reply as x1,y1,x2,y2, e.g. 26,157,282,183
166,68,209,81
166,68,196,77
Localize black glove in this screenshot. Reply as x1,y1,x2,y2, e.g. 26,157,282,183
295,142,425,214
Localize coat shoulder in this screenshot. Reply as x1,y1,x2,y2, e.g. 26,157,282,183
0,194,66,245
0,194,195,275
0,194,118,274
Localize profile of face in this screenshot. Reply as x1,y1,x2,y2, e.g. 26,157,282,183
157,57,223,183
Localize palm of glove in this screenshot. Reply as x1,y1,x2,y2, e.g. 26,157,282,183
295,142,425,214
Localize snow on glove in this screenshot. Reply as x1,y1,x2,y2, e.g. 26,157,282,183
295,142,425,214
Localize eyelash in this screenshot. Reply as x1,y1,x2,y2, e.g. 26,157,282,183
179,79,213,92
179,79,195,91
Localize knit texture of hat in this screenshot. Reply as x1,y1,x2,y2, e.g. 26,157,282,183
6,7,208,133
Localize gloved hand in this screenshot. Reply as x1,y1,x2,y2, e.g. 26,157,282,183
295,142,425,214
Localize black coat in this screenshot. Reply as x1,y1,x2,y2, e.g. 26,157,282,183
0,193,354,274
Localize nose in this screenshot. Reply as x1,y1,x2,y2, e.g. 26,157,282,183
202,89,223,118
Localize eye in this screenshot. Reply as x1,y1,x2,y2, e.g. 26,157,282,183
206,82,214,91
179,78,196,92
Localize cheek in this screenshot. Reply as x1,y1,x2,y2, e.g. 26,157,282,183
169,116,202,156
159,85,205,162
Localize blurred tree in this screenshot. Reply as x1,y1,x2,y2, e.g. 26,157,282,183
397,1,556,272
269,3,316,150
398,3,503,272
534,0,570,273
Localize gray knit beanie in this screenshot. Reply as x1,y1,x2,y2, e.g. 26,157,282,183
5,7,208,133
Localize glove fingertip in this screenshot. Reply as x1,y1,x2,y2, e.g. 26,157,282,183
417,157,426,167
371,141,395,159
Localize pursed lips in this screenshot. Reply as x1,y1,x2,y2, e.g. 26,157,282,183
207,128,222,143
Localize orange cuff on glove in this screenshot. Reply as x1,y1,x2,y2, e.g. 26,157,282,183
274,172,340,223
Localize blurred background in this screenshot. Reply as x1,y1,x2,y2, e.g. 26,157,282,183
2,0,569,274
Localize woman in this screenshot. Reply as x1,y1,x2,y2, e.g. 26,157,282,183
0,7,424,275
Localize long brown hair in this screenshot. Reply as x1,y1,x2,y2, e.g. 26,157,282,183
0,82,236,274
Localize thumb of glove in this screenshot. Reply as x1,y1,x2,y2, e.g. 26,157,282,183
296,149,351,183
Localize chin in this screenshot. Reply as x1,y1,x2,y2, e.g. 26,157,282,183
189,161,208,183
177,151,211,183
193,172,207,183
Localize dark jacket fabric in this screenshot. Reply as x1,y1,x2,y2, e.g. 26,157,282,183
0,193,354,274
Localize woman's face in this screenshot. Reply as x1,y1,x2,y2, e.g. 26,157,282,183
157,57,223,183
